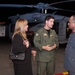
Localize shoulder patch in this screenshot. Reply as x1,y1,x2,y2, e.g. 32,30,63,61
50,34,54,37
35,33,39,36
43,33,47,36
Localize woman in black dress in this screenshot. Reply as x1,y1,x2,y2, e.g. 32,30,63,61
11,19,33,75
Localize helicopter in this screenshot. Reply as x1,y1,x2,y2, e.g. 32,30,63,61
0,0,75,44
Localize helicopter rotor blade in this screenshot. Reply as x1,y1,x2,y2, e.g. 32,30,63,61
0,0,75,8
0,3,49,9
0,0,75,12
49,0,75,6
0,0,74,8
0,4,35,8
48,6,75,13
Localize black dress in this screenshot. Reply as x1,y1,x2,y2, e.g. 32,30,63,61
12,34,33,75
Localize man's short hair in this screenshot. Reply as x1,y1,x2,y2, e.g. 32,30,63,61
44,15,54,23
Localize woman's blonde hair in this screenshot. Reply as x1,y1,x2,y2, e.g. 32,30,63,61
12,19,28,40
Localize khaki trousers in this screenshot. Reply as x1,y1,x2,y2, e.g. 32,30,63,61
37,61,55,75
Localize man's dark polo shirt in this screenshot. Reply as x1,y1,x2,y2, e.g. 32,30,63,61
64,32,75,72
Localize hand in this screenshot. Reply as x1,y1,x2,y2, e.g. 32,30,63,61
42,45,52,51
23,40,29,48
42,44,56,51
31,50,37,61
31,50,37,56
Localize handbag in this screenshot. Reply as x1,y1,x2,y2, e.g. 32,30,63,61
9,51,25,60
9,33,26,60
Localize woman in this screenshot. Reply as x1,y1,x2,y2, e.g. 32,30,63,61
11,19,33,75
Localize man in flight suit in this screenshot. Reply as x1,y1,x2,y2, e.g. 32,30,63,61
33,15,59,75
64,15,75,75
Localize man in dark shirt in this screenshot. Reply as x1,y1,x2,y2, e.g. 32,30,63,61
64,15,75,75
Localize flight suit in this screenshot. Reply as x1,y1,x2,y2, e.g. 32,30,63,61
33,27,59,75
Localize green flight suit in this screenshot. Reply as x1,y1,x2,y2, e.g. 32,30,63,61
33,27,59,75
